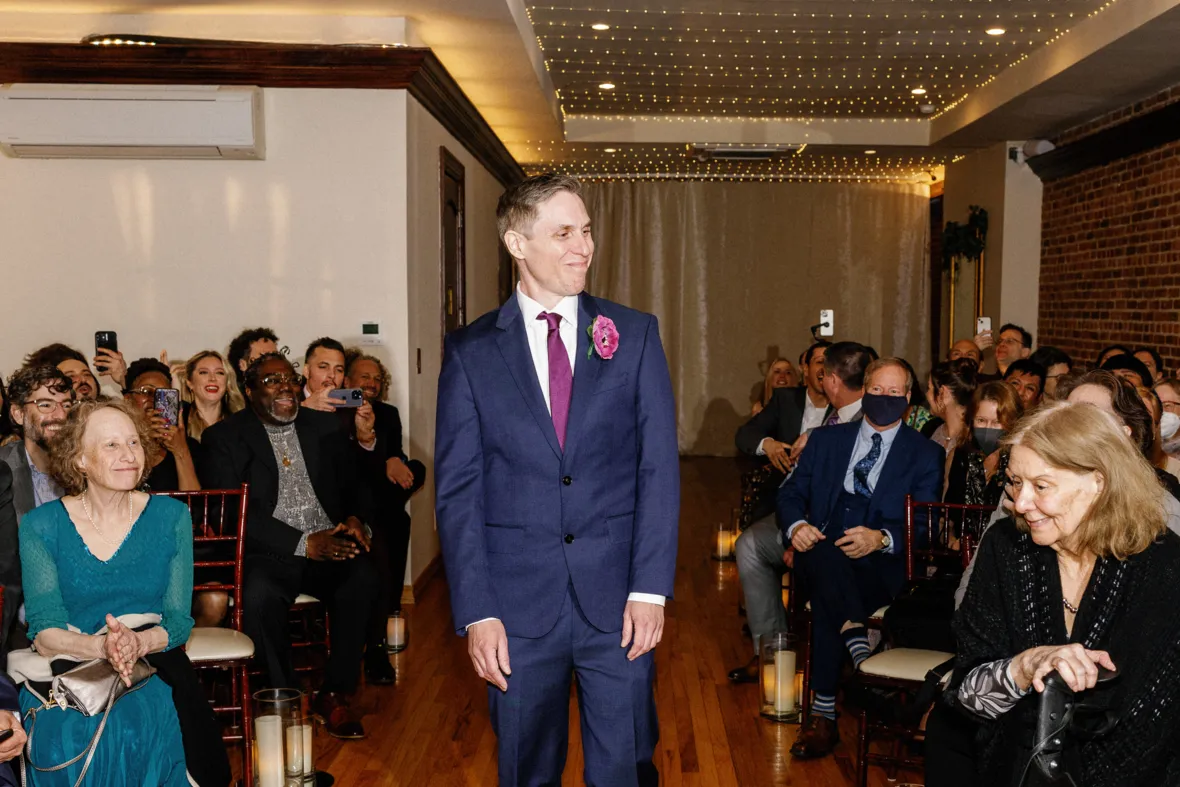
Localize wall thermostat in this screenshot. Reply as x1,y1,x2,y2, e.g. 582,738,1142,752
360,321,383,346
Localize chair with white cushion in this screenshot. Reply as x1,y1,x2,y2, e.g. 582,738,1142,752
290,593,331,677
851,496,992,787
161,485,255,787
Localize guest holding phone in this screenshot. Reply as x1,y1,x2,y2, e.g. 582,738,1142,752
300,338,377,450
123,359,199,493
181,351,245,442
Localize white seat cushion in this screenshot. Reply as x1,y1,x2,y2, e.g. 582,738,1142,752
801,601,888,619
858,648,953,682
186,627,255,662
294,594,321,605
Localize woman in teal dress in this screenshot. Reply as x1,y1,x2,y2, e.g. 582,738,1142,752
17,399,192,786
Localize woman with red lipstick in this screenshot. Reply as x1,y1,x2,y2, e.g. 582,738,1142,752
944,401,1180,787
181,351,245,443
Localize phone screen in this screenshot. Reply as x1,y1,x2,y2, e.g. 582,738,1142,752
154,388,181,428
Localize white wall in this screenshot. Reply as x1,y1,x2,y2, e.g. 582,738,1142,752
0,89,411,399
404,95,504,583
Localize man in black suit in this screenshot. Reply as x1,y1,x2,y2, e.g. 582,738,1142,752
201,353,379,739
0,366,75,660
345,354,425,682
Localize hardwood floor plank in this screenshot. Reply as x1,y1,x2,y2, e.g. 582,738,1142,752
305,457,912,786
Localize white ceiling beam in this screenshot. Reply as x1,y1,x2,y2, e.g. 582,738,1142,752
564,114,931,147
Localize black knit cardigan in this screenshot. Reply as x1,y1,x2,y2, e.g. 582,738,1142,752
948,517,1180,787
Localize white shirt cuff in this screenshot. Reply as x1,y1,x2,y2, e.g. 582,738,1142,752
786,520,808,540
627,593,665,606
881,530,895,554
358,437,376,451
465,617,499,632
756,438,769,456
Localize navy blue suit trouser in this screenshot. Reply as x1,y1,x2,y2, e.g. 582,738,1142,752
488,585,659,787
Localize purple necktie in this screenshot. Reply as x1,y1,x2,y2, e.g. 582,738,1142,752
539,312,573,450
825,410,841,426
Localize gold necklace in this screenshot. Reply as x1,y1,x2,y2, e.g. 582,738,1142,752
81,491,133,549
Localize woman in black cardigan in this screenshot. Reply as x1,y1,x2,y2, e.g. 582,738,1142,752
948,400,1180,787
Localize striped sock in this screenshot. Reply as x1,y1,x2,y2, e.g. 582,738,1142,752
812,693,836,720
843,626,872,668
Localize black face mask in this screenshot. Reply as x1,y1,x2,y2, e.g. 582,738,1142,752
975,427,1005,455
861,393,909,427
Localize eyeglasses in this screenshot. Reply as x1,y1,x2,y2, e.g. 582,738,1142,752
125,386,159,397
997,338,1024,347
24,399,74,414
260,374,305,388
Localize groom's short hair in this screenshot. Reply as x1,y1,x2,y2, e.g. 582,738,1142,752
497,173,584,240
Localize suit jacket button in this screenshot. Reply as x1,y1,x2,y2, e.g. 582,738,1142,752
564,534,575,544
562,476,573,486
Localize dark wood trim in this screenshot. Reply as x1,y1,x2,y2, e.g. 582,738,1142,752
0,41,523,187
440,146,468,343
1029,99,1180,181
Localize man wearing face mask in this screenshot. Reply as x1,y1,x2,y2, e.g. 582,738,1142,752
780,358,944,759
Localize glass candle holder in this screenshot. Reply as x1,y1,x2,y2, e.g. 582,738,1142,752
386,610,408,653
253,688,304,787
713,521,735,561
759,632,802,723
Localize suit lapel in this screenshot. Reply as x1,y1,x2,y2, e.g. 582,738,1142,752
561,294,604,464
824,425,860,522
12,446,35,518
495,297,563,459
243,411,280,483
294,415,321,487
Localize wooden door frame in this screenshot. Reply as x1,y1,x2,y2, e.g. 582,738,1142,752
439,146,467,342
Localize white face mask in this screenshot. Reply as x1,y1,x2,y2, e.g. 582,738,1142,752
1162,410,1180,440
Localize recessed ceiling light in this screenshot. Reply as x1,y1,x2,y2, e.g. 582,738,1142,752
911,88,927,96
986,27,1006,36
591,23,610,31
604,148,618,153
864,149,877,155
599,82,616,90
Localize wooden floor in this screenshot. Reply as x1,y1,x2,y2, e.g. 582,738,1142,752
308,457,917,786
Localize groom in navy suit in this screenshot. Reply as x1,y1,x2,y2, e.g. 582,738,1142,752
435,173,680,786
778,357,943,758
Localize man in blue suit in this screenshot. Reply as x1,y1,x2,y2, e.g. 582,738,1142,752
778,357,944,759
435,173,680,786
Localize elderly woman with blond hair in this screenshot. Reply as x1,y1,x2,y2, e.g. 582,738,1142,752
947,401,1180,786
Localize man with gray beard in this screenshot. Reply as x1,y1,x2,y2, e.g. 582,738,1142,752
200,353,378,740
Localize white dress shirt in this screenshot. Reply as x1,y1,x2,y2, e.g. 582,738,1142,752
800,390,828,433
466,288,664,631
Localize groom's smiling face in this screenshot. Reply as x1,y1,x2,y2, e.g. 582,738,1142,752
508,190,594,305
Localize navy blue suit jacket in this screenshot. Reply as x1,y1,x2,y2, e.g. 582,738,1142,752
435,293,680,637
776,421,944,591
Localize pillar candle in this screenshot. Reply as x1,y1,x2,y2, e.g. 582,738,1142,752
716,530,732,558
255,715,285,787
387,616,406,649
774,650,796,713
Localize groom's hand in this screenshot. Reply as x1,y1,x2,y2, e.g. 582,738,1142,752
468,619,511,691
621,601,664,661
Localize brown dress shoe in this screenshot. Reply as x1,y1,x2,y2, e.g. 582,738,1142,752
312,691,366,740
727,657,759,684
789,714,839,759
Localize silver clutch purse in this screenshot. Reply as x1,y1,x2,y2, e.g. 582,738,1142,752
51,657,156,716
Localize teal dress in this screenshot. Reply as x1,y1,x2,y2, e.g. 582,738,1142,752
18,495,194,786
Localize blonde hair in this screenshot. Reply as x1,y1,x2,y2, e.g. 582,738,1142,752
864,357,913,392
1004,400,1166,559
762,358,792,405
183,350,246,441
49,399,160,496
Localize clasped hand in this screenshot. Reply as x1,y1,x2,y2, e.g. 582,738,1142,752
791,524,882,559
306,519,370,561
102,614,145,688
1013,643,1116,694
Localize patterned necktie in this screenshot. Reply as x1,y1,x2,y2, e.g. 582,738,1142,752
825,409,841,426
853,433,883,498
539,312,573,450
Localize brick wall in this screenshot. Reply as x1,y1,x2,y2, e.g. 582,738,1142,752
1038,87,1180,374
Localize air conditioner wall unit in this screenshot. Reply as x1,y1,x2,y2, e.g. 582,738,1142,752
0,84,265,160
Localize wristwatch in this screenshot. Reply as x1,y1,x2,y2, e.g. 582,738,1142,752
879,530,891,551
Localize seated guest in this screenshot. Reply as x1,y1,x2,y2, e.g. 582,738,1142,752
346,352,426,684
785,342,874,465
1134,346,1166,383
1095,343,1131,368
123,358,199,493
1029,346,1072,400
1100,352,1152,389
1136,386,1180,483
22,344,103,401
1156,378,1180,457
1002,358,1046,410
945,382,1023,509
993,323,1032,377
181,350,245,442
13,399,195,784
927,359,978,456
226,327,279,391
0,367,75,658
0,462,19,669
782,358,944,758
0,649,25,786
947,402,1180,787
948,339,982,364
200,353,379,738
751,357,798,416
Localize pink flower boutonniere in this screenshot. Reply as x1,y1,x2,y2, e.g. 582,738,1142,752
589,315,620,360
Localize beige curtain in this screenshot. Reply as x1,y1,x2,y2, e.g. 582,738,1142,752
583,180,932,456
